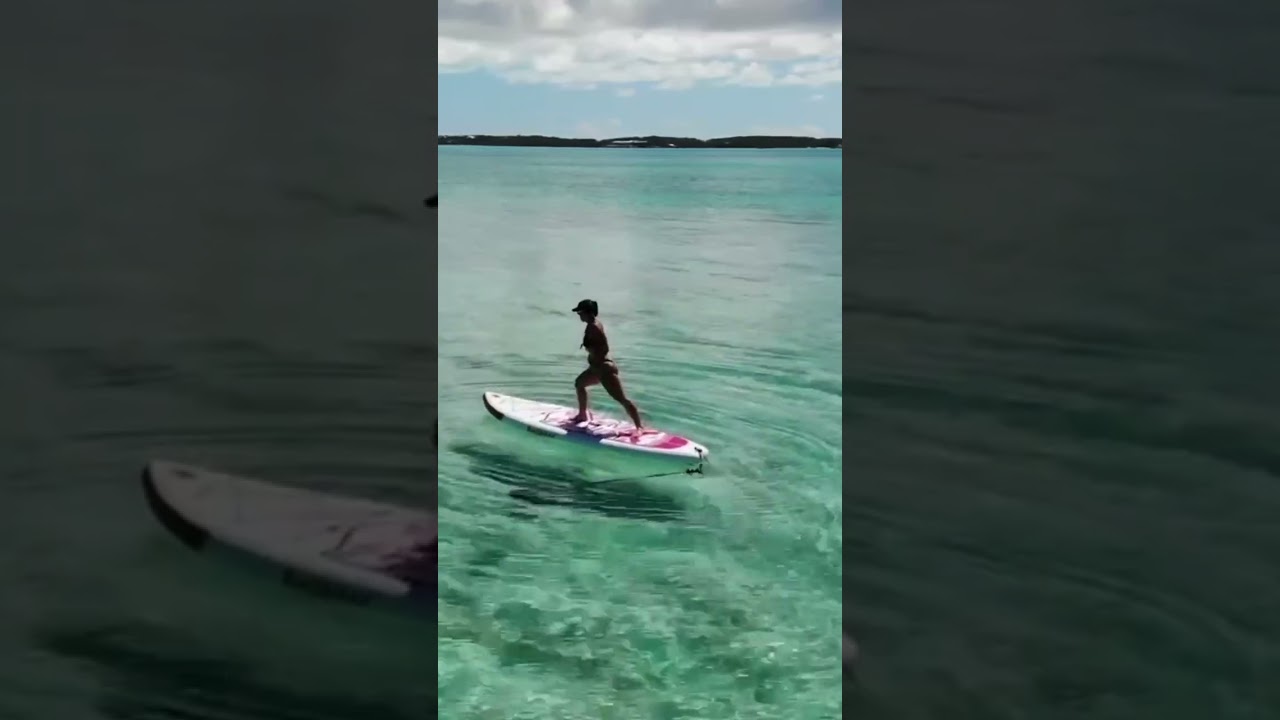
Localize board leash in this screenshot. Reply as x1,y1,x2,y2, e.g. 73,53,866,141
588,462,704,485
588,448,707,485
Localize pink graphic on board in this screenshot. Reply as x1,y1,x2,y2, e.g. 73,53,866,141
615,433,690,450
547,409,692,450
374,521,437,586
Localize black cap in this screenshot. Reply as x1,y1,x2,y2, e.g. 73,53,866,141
571,299,598,315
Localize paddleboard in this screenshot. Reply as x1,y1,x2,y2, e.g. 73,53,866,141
482,391,709,465
142,460,435,611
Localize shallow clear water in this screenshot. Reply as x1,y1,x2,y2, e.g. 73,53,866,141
438,146,844,718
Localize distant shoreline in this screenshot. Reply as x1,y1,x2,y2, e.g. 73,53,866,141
439,134,842,150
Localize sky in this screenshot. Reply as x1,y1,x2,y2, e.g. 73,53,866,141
438,0,842,139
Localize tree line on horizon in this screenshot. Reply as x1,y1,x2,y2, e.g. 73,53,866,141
438,134,842,149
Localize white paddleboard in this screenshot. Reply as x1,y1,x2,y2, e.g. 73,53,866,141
142,460,435,610
482,391,709,465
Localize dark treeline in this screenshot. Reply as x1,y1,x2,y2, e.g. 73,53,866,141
439,134,842,149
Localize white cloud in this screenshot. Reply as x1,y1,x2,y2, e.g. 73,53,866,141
728,61,774,87
810,93,824,101
439,0,841,91
616,87,636,98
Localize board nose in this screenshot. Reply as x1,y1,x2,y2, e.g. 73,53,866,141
482,392,505,420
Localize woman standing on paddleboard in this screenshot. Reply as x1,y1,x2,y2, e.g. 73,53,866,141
571,299,645,431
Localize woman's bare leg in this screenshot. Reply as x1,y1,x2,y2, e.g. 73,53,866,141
573,368,599,421
600,371,643,430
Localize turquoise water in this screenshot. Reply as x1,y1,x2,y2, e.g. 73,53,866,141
437,146,844,717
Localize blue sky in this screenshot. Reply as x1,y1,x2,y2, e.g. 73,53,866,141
439,0,842,139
